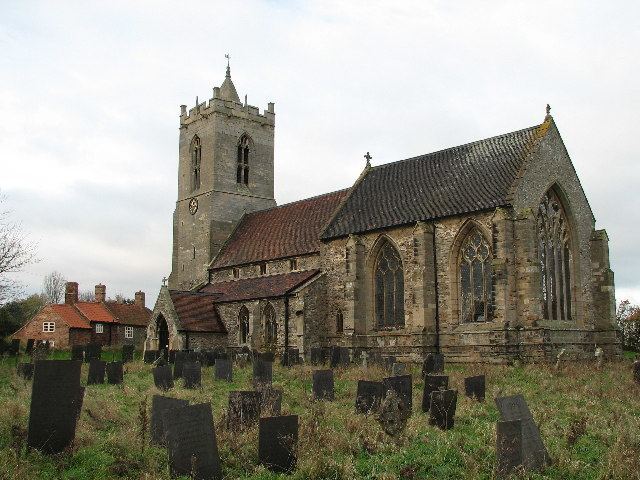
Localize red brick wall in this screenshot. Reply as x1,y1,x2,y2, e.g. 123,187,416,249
70,329,91,346
10,306,75,349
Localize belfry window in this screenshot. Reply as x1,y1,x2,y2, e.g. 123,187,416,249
459,228,492,323
190,136,201,191
237,135,250,185
239,306,250,344
538,189,572,321
263,303,277,346
374,240,405,329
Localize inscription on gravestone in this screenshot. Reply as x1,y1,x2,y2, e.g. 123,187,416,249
183,361,202,389
429,389,458,430
153,365,174,391
464,375,486,401
121,344,134,363
382,375,413,413
106,361,123,385
312,370,334,401
259,415,298,473
422,375,449,413
150,395,188,446
87,359,106,385
214,358,233,382
227,391,262,430
71,345,84,361
496,419,524,478
253,359,273,388
17,362,34,380
260,388,283,416
355,380,383,414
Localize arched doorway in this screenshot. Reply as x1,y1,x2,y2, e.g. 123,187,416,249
157,315,169,357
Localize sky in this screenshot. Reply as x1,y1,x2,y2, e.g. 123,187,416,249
1,1,639,306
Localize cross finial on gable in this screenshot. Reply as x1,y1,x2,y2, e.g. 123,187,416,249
546,104,551,116
364,151,372,167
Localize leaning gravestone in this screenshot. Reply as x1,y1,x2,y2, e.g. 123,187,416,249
71,345,85,361
310,347,324,365
27,360,84,454
260,388,283,416
312,369,334,401
106,361,123,385
422,353,444,376
496,419,524,478
85,344,102,363
259,415,298,473
355,380,384,414
150,395,188,446
495,394,551,473
253,359,273,388
214,358,233,382
227,391,262,430
382,375,413,413
163,402,222,480
121,344,134,363
8,339,20,356
429,389,458,430
17,362,34,380
153,365,174,391
464,375,486,401
183,361,202,389
87,359,106,385
422,375,449,413
377,389,408,436
144,350,159,364
26,339,35,355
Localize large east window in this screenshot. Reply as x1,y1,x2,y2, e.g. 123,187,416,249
459,228,492,322
374,240,405,329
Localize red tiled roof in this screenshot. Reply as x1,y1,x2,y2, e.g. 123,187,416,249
104,302,152,327
211,189,349,269
200,270,320,303
51,304,91,329
169,291,227,333
75,302,117,323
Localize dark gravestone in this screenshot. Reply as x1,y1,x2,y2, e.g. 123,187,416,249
310,347,324,365
27,360,84,454
633,360,640,385
183,361,202,389
144,350,159,364
85,344,102,363
495,394,550,472
201,350,217,367
260,388,283,416
312,369,334,401
173,351,193,379
227,391,262,430
87,359,106,385
391,362,406,376
168,350,176,364
153,365,174,391
150,395,188,446
17,362,34,380
378,390,409,436
382,356,397,372
8,339,20,356
355,380,384,414
464,375,486,401
422,375,449,413
282,348,300,366
259,351,275,362
496,419,524,478
164,402,222,480
106,361,123,385
382,375,413,413
26,339,35,355
214,358,233,382
429,389,458,430
259,415,298,473
121,344,134,363
330,346,350,368
422,353,444,376
253,359,273,388
71,345,85,361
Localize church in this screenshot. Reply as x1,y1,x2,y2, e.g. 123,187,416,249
144,63,619,363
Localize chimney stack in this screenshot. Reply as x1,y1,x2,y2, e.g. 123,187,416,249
65,282,78,305
135,291,145,309
95,284,106,303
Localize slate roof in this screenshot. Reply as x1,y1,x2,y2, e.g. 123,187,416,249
211,189,349,269
74,302,117,323
168,290,227,333
322,124,545,239
104,302,152,327
51,304,91,329
200,270,321,303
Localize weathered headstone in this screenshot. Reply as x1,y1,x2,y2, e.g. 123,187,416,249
330,346,350,368
150,395,188,446
377,389,408,436
253,359,273,388
259,351,275,362
164,402,222,480
260,388,283,416
310,347,324,365
167,350,176,364
121,344,134,363
382,356,397,372
422,375,449,413
8,339,20,356
25,339,35,355
153,365,174,391
85,344,102,363
227,391,262,430
173,350,196,379
312,369,334,401
382,374,413,413
27,360,84,454
71,345,85,361
391,362,406,376
87,359,106,385
144,349,159,364
355,380,383,414
429,389,458,430
496,419,524,478
633,358,640,385
464,375,486,401
259,415,298,473
214,358,233,382
17,362,34,380
201,349,217,367
183,361,202,389
422,353,444,376
106,361,123,385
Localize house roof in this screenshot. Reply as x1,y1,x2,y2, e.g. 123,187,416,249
51,304,91,329
104,302,152,327
168,290,227,333
74,302,117,323
322,123,547,239
200,270,320,303
211,189,349,269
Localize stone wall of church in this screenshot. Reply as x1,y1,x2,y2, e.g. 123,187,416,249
209,253,321,283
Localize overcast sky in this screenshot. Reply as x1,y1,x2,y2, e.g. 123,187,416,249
1,1,639,306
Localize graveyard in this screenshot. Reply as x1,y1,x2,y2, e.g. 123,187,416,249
0,349,638,479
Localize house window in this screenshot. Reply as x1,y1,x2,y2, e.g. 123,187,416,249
459,228,492,323
259,263,267,275
239,306,250,344
263,303,277,346
190,135,201,191
233,268,240,279
336,311,344,333
236,134,250,185
124,326,134,339
42,322,55,333
374,240,405,329
95,323,104,334
538,188,573,321
289,258,297,271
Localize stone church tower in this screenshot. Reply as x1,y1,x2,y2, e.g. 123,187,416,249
168,63,276,290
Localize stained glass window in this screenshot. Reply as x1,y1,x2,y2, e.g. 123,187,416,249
374,241,405,329
459,228,492,322
239,306,250,344
190,136,201,191
263,303,277,346
237,135,250,185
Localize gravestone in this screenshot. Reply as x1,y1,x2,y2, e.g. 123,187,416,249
17,362,34,380
8,339,20,356
422,353,444,376
310,347,324,365
214,358,233,382
429,389,458,430
173,351,196,379
355,380,384,414
464,375,486,401
496,419,524,478
144,350,159,364
260,388,283,416
168,350,176,364
106,361,123,385
87,359,106,385
495,394,550,472
183,361,202,389
201,349,217,367
163,402,222,480
253,359,273,388
391,362,406,376
122,344,134,363
312,369,334,401
26,339,35,355
422,375,449,413
382,356,397,372
633,359,640,385
259,415,298,473
27,360,84,454
71,345,85,361
282,348,300,366
85,344,102,363
382,375,413,413
227,391,262,430
153,365,174,391
150,395,188,446
330,346,350,368
377,389,408,436
31,342,49,361
259,351,275,362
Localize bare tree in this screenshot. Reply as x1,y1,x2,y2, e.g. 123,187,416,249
42,271,66,304
0,192,38,305
79,290,95,302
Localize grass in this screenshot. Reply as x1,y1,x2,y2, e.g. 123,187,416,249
0,352,638,479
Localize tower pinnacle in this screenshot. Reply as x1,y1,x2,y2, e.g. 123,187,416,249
220,54,240,103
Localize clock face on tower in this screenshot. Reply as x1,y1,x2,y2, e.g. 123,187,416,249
188,197,198,215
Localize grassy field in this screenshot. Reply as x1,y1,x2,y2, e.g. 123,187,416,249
0,352,638,480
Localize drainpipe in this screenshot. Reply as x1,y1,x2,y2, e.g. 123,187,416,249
432,225,441,353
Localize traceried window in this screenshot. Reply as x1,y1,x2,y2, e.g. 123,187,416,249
374,240,405,329
263,303,277,346
237,134,250,185
459,228,492,323
239,306,250,344
42,322,55,333
538,189,573,321
190,136,201,191
336,311,344,333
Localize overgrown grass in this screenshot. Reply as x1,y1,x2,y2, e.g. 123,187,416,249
0,353,638,479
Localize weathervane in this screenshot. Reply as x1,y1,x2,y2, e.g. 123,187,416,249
364,151,372,168
546,104,551,116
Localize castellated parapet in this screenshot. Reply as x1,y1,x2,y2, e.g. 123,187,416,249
179,93,275,129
